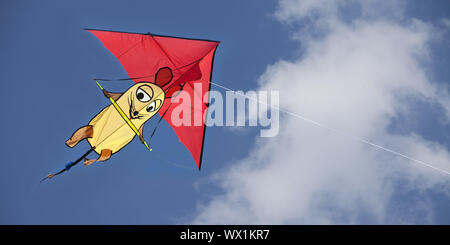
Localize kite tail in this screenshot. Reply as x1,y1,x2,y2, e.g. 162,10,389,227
40,148,95,183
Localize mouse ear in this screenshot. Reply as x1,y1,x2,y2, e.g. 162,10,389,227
155,67,173,88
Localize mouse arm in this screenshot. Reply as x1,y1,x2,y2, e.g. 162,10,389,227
138,125,144,143
102,89,122,100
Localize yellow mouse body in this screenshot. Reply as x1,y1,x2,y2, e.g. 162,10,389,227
88,82,164,154
65,82,165,165
64,67,172,166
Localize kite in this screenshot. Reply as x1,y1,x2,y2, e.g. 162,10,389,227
41,29,219,182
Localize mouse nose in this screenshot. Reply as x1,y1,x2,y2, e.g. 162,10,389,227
133,111,139,116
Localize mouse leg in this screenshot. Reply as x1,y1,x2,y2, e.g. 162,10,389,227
66,125,93,148
84,149,112,166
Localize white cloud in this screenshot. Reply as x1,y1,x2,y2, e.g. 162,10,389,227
442,18,450,29
274,0,405,26
191,0,450,224
275,0,340,23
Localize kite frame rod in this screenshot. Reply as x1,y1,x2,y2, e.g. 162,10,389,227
84,28,221,43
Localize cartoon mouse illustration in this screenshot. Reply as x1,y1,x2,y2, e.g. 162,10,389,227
65,67,172,165
41,67,174,182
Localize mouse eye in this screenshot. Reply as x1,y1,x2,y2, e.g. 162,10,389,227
136,88,151,102
146,99,161,112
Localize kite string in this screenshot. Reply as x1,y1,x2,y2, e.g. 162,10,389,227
208,81,450,176
151,151,194,170
91,77,450,175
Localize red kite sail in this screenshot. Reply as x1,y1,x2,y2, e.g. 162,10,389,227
86,29,219,169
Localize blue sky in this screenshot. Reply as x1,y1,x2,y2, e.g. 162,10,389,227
1,0,450,224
